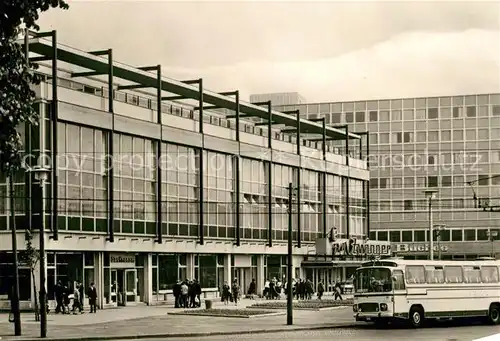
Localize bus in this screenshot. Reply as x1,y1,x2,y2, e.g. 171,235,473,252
352,258,500,327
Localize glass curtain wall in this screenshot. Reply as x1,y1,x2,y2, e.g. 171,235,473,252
326,174,345,238
240,158,267,240
203,151,235,239
161,143,198,237
57,122,107,233
113,133,156,235
300,169,321,242
272,164,294,242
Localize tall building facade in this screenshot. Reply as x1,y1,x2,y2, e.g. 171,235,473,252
0,33,371,310
250,92,307,106
279,94,500,260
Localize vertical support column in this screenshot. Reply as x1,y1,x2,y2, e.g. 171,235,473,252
342,267,347,281
322,118,326,161
107,49,115,243
267,101,272,149
296,110,301,155
235,91,240,142
366,132,370,237
223,254,232,285
186,254,195,280
256,255,265,297
234,156,241,246
267,161,273,247
198,79,205,245
24,31,32,233
322,172,327,237
345,126,350,238
143,253,153,305
156,65,163,244
51,30,58,241
296,169,301,248
93,252,105,309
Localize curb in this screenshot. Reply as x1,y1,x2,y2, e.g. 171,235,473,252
246,305,350,311
0,323,360,341
168,311,286,319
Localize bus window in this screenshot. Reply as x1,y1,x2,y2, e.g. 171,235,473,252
354,267,393,293
393,270,405,290
463,266,481,283
406,265,426,284
444,266,463,283
425,266,445,284
480,266,499,283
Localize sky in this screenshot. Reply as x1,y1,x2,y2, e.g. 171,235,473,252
38,1,500,103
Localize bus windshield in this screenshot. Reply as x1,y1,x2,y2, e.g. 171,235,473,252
354,267,392,293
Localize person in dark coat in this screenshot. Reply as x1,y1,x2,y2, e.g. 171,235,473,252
247,279,256,299
54,281,64,314
173,281,181,308
194,279,202,307
78,282,85,311
317,281,325,300
87,282,98,313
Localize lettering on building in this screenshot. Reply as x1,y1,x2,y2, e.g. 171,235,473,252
332,238,391,256
109,253,136,268
394,244,449,253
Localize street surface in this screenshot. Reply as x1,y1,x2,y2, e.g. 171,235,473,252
133,324,499,341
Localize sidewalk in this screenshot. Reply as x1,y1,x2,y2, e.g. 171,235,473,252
0,299,358,340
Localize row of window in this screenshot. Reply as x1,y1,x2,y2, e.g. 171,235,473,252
370,128,500,144
405,265,499,285
370,228,500,243
371,174,500,189
372,152,499,169
372,197,500,212
280,94,500,115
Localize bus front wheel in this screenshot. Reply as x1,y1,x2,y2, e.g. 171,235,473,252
409,306,424,328
488,304,500,325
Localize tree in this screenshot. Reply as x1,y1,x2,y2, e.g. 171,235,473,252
0,0,69,175
20,229,41,321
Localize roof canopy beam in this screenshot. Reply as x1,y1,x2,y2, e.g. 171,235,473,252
219,91,238,96
281,128,298,134
226,113,256,119
30,56,52,62
71,71,106,78
117,84,147,90
89,50,110,56
161,95,187,101
25,37,360,142
182,79,201,85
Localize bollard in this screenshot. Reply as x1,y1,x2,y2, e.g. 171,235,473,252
205,299,212,310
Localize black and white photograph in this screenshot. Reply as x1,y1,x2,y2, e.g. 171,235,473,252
0,1,499,340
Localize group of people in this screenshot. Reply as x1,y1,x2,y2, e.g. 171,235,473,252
54,281,98,314
172,279,202,308
262,278,345,301
221,279,241,305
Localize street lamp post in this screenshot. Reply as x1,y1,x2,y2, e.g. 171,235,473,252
9,176,21,336
31,166,50,339
487,230,498,258
434,224,446,260
287,182,295,326
423,189,438,260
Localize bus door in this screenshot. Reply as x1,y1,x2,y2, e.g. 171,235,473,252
392,270,406,314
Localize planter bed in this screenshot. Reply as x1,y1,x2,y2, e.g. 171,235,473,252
169,308,285,318
249,299,353,310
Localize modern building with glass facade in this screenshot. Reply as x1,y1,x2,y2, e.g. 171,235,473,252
250,92,307,107
278,93,500,261
0,32,370,310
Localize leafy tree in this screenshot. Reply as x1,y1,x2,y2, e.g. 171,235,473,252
0,0,69,175
20,229,41,320
1,0,69,320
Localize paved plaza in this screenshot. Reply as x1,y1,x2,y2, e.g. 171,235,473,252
0,298,356,340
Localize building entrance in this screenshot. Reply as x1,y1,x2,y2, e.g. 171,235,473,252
111,269,137,306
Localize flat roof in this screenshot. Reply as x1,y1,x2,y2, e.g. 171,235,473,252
26,36,360,141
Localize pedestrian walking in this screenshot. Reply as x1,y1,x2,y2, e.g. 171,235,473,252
231,279,240,306
87,282,98,313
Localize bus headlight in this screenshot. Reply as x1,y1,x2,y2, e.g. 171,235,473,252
353,304,358,312
380,303,388,311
